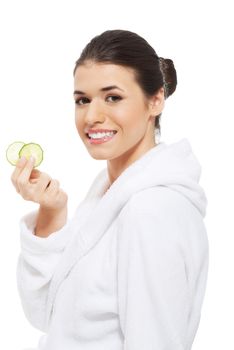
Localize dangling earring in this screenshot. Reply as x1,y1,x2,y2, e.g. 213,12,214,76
155,128,161,144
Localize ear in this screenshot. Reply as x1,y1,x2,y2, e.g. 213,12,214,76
148,87,165,116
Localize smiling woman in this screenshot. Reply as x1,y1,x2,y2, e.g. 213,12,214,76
14,29,208,350
73,62,166,180
72,30,177,184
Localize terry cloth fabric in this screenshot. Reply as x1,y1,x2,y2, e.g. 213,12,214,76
17,138,209,350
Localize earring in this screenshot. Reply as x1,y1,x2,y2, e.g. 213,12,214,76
155,128,161,144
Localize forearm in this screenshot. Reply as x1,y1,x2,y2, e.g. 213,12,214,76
34,205,68,237
18,207,72,331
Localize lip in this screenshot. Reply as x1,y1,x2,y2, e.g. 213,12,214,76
87,131,117,144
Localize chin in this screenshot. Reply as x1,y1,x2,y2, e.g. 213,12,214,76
90,154,108,160
85,148,109,160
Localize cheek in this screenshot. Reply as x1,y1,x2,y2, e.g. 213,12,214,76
113,103,137,126
74,116,83,138
121,105,144,129
75,111,82,128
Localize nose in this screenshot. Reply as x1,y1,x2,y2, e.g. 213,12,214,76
84,98,106,125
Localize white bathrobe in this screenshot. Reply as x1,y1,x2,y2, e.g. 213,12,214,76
17,138,209,350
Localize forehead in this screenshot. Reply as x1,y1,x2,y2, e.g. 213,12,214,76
74,62,137,89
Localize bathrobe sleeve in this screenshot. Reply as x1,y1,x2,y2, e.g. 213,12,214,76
16,209,77,332
117,187,208,350
16,169,106,332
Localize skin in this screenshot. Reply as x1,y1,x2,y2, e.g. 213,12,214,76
74,61,165,188
11,156,68,237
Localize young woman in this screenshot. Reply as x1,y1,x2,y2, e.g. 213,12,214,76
11,29,209,350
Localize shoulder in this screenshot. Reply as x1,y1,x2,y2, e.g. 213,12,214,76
116,186,208,275
116,186,200,244
119,186,193,219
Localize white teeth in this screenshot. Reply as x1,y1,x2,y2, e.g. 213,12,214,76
88,131,116,139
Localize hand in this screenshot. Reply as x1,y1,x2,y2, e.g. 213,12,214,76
11,156,68,211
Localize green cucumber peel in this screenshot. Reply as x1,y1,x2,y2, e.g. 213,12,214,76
6,141,43,167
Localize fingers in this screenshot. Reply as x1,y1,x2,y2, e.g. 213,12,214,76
11,156,51,201
17,157,36,188
45,179,60,195
21,172,52,201
32,173,53,197
29,169,42,185
11,157,26,188
45,181,68,209
30,169,41,180
11,156,34,192
36,179,62,208
10,156,66,209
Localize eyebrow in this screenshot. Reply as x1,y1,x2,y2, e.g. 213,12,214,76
73,85,124,95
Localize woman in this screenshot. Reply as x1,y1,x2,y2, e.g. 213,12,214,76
11,29,209,350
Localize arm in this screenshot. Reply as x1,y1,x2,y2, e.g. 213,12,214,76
10,156,70,330
13,159,106,331
117,188,209,349
34,205,68,237
16,194,94,332
16,209,73,332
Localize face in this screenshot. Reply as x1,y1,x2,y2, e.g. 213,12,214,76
74,61,164,167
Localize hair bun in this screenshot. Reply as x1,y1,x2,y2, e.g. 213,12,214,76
158,57,177,98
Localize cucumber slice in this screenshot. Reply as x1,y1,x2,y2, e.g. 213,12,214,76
19,143,43,167
6,141,25,165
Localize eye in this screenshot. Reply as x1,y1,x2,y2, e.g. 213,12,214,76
75,97,90,105
106,95,122,103
75,95,122,106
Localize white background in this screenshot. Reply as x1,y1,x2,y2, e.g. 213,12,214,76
0,1,233,349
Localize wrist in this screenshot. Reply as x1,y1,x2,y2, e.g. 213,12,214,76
34,205,68,238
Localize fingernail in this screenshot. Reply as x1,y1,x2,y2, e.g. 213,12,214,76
29,156,35,164
17,156,26,165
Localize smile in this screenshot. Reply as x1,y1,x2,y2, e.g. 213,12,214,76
87,131,117,144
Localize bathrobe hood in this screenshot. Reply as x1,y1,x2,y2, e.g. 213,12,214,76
45,137,207,328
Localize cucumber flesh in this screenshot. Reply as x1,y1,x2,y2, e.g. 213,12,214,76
19,143,43,167
6,141,25,165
